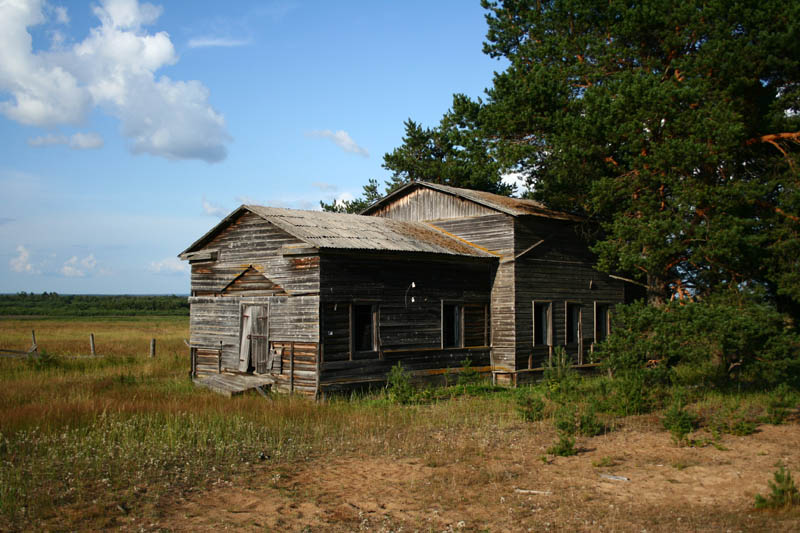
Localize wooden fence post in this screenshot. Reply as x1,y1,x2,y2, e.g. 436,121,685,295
90,333,96,356
150,338,156,358
31,329,37,348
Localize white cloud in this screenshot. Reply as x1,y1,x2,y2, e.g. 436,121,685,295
10,245,36,273
0,0,230,162
148,257,188,274
202,197,227,218
61,256,82,277
80,253,97,269
27,131,104,149
187,37,249,48
69,132,103,149
60,252,97,277
53,6,69,25
306,129,369,157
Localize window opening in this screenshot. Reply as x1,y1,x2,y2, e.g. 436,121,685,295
566,302,581,344
595,303,611,342
533,301,552,346
442,303,462,348
352,304,376,352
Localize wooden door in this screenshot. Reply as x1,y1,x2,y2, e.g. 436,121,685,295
240,305,269,373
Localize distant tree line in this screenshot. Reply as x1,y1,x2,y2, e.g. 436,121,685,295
0,293,189,317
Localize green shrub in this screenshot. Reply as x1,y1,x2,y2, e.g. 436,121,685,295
755,464,800,509
763,384,796,425
515,389,546,422
578,403,606,437
600,370,656,416
547,433,577,457
708,404,759,437
386,362,414,405
456,357,481,386
662,397,698,444
547,403,579,456
598,296,800,389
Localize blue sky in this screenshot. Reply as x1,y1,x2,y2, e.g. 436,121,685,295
0,0,506,294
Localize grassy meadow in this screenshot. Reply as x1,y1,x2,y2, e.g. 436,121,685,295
1,316,799,531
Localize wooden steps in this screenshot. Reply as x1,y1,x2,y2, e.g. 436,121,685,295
193,373,274,397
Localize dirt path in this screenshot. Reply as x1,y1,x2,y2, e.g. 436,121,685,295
142,421,800,532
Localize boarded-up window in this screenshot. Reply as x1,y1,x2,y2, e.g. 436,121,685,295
463,304,489,347
533,301,552,346
566,302,581,344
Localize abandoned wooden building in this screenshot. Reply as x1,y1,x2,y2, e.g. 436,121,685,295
179,181,641,397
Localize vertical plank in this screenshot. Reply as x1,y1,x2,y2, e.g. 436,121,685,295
31,330,36,348
150,338,156,358
90,333,96,356
289,341,295,393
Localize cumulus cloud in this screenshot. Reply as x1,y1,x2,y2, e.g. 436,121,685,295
27,131,104,149
61,253,97,277
202,197,227,217
306,130,369,157
148,257,188,274
187,37,249,48
10,245,36,273
0,0,230,162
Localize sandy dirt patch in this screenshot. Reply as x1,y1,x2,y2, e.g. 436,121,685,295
145,421,800,532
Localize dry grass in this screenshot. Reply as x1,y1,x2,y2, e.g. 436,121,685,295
2,318,799,531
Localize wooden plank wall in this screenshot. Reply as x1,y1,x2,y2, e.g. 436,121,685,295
433,215,516,371
513,216,627,369
189,211,319,296
269,341,318,395
366,187,497,220
187,210,321,395
319,253,493,390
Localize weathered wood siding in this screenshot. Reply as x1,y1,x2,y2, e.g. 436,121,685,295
513,216,627,369
433,215,516,371
318,252,493,392
187,211,320,396
189,211,318,296
367,187,498,220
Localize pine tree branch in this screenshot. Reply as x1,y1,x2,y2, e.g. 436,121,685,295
745,132,800,147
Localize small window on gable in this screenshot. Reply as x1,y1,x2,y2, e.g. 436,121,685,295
533,301,552,346
352,304,377,354
595,303,611,342
566,302,581,344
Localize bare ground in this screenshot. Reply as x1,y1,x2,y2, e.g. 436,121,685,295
122,419,800,532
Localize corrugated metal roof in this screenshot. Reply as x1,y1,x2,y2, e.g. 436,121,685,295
244,206,494,257
361,181,582,221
